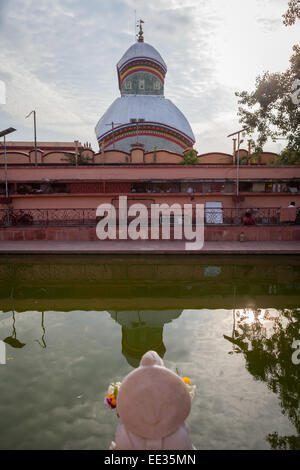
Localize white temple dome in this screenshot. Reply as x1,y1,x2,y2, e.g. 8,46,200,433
95,95,195,152
117,42,167,72
95,27,195,154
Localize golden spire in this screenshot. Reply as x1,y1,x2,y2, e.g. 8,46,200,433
137,19,144,42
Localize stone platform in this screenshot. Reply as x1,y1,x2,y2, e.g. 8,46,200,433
0,240,299,254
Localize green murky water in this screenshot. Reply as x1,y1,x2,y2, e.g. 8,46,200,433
0,255,299,450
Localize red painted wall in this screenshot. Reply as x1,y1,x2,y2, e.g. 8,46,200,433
1,225,299,242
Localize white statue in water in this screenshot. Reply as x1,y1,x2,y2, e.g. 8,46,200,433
109,350,195,450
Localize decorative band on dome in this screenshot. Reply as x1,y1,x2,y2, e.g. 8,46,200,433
119,58,167,86
98,122,194,150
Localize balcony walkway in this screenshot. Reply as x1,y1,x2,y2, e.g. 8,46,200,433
0,240,299,254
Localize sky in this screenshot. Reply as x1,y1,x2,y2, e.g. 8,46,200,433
0,0,298,154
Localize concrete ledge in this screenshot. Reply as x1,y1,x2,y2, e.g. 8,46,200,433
0,240,299,254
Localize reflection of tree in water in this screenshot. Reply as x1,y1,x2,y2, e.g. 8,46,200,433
224,308,300,450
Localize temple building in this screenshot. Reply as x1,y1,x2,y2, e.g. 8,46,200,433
0,23,300,243
95,22,195,154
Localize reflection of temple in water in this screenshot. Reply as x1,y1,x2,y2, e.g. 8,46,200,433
1,309,181,365
108,310,182,367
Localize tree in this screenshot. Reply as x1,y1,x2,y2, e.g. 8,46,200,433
62,149,93,165
224,308,300,450
235,45,300,156
181,148,199,165
283,0,300,26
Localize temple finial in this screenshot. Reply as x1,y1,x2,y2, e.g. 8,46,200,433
137,19,144,42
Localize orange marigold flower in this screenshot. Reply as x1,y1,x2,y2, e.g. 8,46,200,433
182,377,191,385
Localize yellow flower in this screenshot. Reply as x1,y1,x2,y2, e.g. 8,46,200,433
182,377,191,385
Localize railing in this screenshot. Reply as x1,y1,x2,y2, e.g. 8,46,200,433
0,208,96,227
205,207,282,225
0,207,297,227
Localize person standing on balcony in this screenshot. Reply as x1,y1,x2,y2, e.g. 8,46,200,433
242,211,256,225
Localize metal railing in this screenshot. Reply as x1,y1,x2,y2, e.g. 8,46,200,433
0,207,297,227
0,208,96,227
205,207,282,225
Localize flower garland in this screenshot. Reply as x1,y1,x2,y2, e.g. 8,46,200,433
105,382,121,410
181,376,196,401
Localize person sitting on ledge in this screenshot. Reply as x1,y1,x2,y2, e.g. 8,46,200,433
242,211,256,225
280,203,297,223
109,350,196,450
